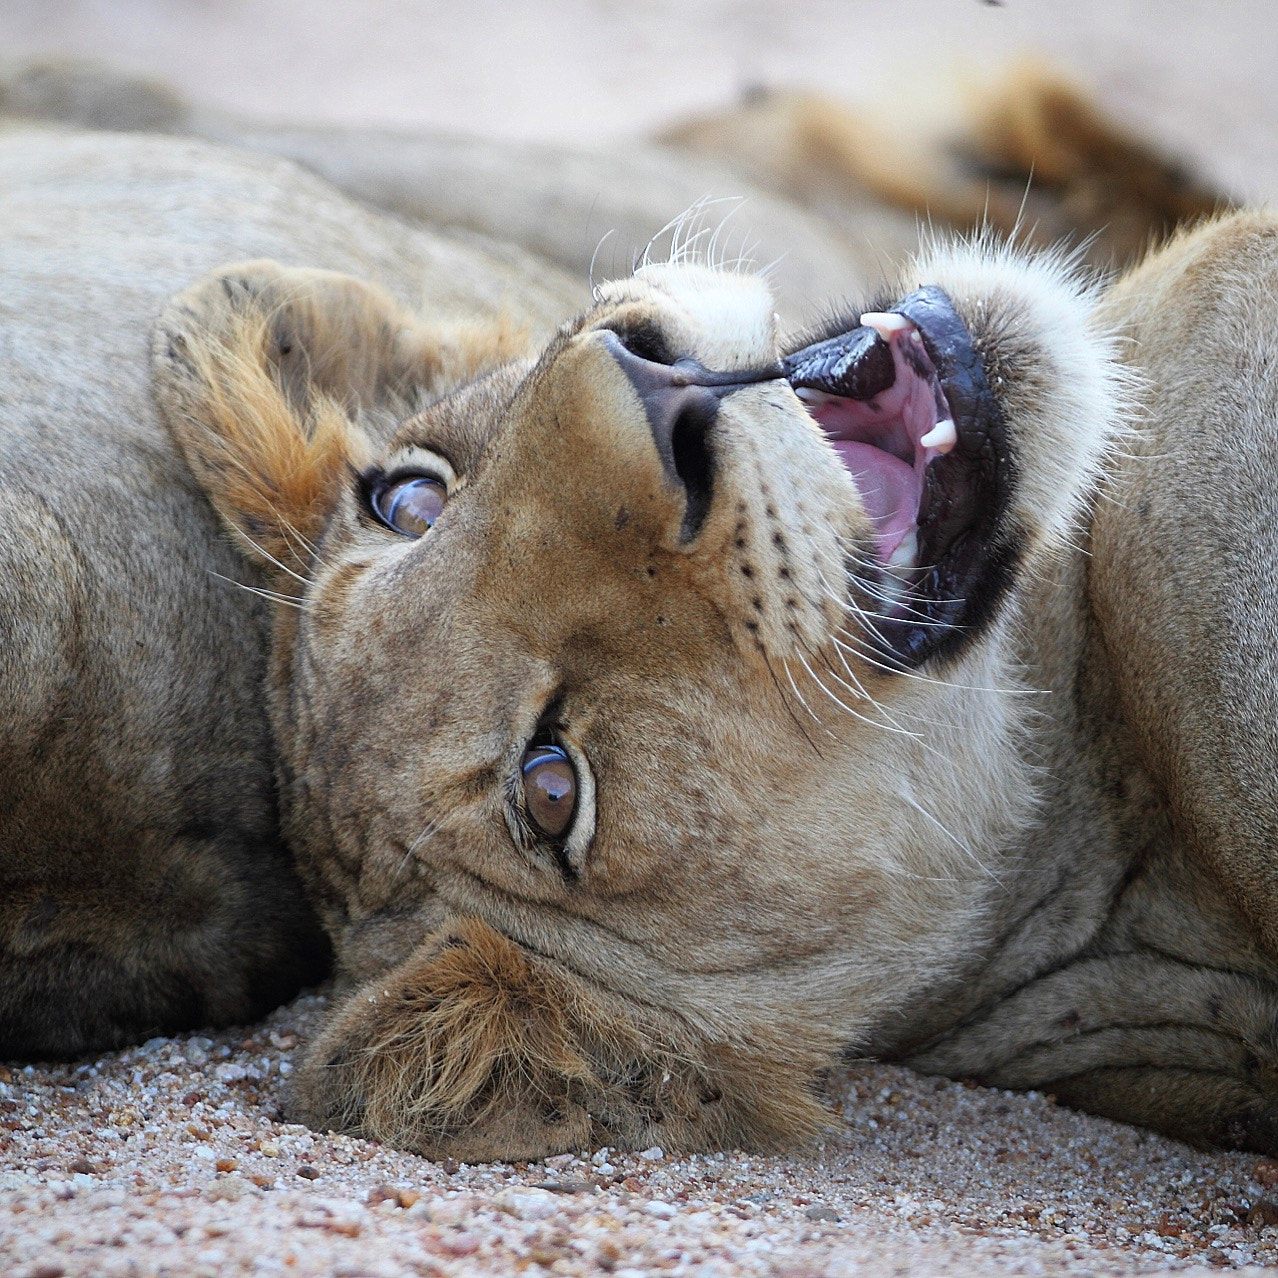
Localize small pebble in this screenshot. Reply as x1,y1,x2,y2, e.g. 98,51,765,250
1249,1200,1278,1229
806,1206,842,1222
531,1179,593,1194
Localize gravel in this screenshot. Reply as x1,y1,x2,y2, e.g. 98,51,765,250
4,989,1278,1276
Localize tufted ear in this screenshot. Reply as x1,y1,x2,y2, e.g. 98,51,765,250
152,259,525,588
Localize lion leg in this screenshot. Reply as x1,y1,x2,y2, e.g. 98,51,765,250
0,860,330,1059
908,939,1278,1152
1051,1070,1278,1154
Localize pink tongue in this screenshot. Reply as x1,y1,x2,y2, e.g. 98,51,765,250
833,441,921,560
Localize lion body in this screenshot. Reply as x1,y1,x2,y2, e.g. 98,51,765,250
2,97,1277,1158
0,126,579,1052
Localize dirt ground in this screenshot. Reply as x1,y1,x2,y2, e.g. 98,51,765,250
3,2,1278,1276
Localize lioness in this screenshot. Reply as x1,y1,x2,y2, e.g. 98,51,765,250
3,103,1276,1161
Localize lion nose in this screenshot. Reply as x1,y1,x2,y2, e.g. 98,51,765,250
601,328,781,542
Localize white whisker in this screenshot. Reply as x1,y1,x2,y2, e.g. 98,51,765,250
589,228,617,303
393,815,445,882
209,571,307,611
781,656,837,738
795,646,921,739
230,525,313,588
899,791,1002,885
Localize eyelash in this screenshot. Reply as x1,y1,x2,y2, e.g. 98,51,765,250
357,465,445,506
504,773,542,852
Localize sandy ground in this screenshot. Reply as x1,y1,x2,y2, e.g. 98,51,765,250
6,993,1278,1278
4,2,1278,1275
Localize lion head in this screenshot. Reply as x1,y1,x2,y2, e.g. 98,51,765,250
153,240,1123,1159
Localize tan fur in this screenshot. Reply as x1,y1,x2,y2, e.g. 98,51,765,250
0,60,1231,320
298,916,828,1161
4,73,1277,1162
159,264,529,584
662,62,1227,269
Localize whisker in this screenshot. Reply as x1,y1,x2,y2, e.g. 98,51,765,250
589,228,617,303
277,520,320,570
785,594,924,739
781,655,838,739
795,645,920,739
759,646,825,758
209,571,307,611
899,791,1003,885
827,631,873,702
757,250,789,282
832,627,1044,698
831,633,951,693
230,525,313,588
281,521,318,557
394,814,445,881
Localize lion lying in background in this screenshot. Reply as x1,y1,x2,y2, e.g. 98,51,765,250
5,64,1275,1161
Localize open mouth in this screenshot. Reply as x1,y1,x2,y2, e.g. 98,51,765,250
782,287,1016,669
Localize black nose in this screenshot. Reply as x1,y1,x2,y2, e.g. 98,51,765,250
601,328,780,542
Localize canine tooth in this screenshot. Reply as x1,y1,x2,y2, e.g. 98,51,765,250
920,419,958,453
859,311,913,341
878,572,906,610
886,531,918,573
795,386,832,406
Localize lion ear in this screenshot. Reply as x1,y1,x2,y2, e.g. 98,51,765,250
152,260,522,586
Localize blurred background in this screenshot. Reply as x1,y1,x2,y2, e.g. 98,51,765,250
1,0,1273,203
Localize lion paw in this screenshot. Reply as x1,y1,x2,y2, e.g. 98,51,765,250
289,916,825,1161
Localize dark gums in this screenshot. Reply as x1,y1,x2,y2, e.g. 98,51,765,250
780,326,895,401
887,285,1016,669
782,287,1018,670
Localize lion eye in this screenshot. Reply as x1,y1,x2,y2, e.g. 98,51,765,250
521,745,577,840
374,476,447,537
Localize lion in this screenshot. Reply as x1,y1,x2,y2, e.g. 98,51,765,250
3,70,1276,1161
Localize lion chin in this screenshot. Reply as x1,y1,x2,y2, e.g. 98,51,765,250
5,75,1278,1161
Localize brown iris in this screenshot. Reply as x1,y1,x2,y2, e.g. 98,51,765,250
375,476,447,537
521,745,577,839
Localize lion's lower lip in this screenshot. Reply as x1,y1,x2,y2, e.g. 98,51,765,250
782,287,1011,667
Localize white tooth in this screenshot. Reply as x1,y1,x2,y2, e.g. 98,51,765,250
795,386,833,406
920,419,957,453
859,311,914,341
878,572,906,610
886,530,918,573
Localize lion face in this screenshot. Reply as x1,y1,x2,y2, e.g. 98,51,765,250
294,268,879,946
155,245,1123,1158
